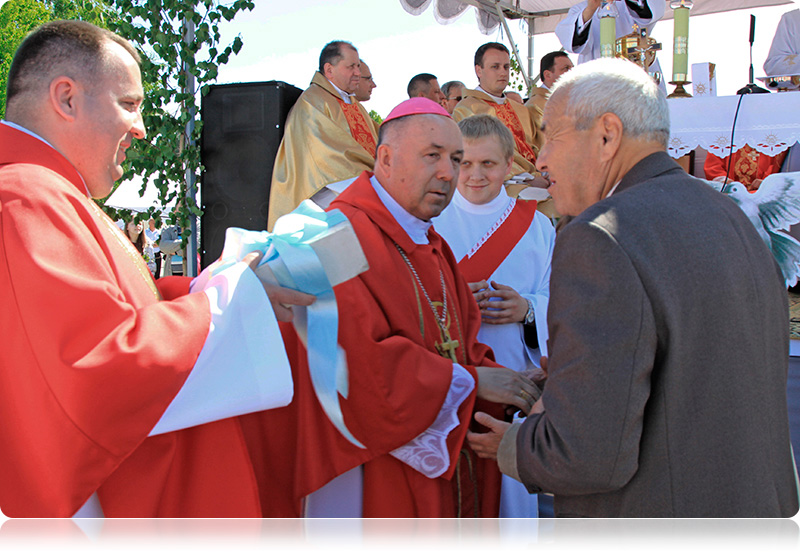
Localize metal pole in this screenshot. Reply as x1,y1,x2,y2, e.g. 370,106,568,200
183,17,198,277
493,1,531,93
527,17,535,90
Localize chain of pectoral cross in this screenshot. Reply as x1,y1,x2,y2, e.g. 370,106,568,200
393,243,460,362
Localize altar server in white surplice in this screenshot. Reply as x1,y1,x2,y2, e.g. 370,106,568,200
433,114,555,517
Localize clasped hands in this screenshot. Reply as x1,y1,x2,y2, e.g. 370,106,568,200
469,358,549,460
470,280,529,325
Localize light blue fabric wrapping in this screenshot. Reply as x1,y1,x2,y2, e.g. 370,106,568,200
220,200,365,448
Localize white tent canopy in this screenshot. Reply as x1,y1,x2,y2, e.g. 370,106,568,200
400,0,794,86
400,0,794,34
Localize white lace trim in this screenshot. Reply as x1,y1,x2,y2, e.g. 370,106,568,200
390,364,475,478
466,198,516,259
667,93,800,159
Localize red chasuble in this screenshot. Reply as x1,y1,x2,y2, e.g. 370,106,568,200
704,145,787,191
241,172,504,517
0,124,261,517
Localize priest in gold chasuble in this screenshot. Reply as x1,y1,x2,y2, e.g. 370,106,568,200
267,41,379,230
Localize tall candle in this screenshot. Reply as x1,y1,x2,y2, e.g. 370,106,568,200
600,16,616,58
671,1,692,81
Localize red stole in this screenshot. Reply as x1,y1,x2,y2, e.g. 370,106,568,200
336,97,377,157
492,101,537,165
457,198,538,282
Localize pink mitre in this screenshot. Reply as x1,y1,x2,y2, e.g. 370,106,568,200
382,97,452,124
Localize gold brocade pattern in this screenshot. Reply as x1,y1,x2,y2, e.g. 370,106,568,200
493,101,537,165
336,98,377,157
453,91,538,176
732,145,760,188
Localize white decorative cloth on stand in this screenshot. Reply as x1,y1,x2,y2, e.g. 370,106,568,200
668,93,800,159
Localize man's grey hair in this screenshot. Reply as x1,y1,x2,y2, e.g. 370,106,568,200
458,115,514,161
442,80,465,98
549,58,670,147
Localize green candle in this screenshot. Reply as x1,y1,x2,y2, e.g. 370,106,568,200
672,5,690,81
600,16,616,58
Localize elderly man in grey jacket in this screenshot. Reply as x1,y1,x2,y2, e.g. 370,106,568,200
468,58,799,518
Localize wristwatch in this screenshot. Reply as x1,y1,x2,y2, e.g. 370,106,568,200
524,298,535,325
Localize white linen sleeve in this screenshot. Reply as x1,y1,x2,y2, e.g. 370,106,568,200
764,12,800,76
389,364,475,478
149,260,293,435
555,4,589,54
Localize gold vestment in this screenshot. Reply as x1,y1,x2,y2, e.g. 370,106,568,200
268,72,379,230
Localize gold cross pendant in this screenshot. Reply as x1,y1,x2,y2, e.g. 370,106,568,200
436,327,460,362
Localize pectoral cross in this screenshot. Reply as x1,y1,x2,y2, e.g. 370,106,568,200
436,326,460,362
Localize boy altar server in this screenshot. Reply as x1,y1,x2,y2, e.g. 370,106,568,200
433,114,555,517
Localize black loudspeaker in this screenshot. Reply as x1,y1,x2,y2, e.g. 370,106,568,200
200,80,303,268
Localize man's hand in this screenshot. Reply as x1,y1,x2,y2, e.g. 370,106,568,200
472,280,529,325
584,0,602,23
522,355,548,390
243,251,315,321
466,412,510,460
476,366,539,414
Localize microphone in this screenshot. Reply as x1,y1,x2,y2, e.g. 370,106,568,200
738,14,769,94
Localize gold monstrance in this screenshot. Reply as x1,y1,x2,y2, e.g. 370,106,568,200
615,23,662,86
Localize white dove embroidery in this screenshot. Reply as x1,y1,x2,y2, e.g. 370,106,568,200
713,172,800,287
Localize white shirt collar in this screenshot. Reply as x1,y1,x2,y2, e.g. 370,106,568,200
370,175,432,245
328,78,353,104
1,120,91,197
450,187,510,215
476,85,506,104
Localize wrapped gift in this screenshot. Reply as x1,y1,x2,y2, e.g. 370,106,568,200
692,62,716,97
218,200,369,448
222,201,368,291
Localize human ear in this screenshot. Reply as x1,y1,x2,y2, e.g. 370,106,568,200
375,143,392,176
49,76,79,122
598,112,622,160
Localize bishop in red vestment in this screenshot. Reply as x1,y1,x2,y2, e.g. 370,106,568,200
242,99,539,518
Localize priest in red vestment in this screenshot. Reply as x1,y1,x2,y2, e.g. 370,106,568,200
704,145,787,192
0,21,312,518
241,98,540,518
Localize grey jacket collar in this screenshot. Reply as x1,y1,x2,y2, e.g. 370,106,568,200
614,151,684,196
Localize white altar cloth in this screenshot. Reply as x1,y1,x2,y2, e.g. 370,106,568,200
668,92,800,159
